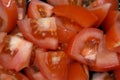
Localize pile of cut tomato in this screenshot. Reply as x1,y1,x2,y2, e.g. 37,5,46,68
0,0,120,80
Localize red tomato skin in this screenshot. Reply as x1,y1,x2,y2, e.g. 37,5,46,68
35,49,68,80
66,28,104,65
28,0,53,19
66,27,119,71
47,0,82,6
90,3,111,28
87,30,120,72
53,5,98,28
17,18,58,50
56,16,82,43
0,0,18,32
89,0,119,10
102,10,120,32
0,35,33,72
89,39,119,72
68,62,89,80
105,22,120,49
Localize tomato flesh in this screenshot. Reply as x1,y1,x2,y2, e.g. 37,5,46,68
102,11,120,32
53,5,98,28
88,0,119,10
68,62,89,80
35,49,68,80
0,0,18,32
90,3,111,28
0,35,33,71
105,22,120,50
66,28,103,64
28,0,53,19
17,17,58,50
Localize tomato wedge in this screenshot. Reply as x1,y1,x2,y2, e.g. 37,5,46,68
0,35,33,71
56,16,82,43
105,22,120,50
35,49,68,80
90,3,111,27
68,62,89,80
89,48,119,72
17,17,58,50
102,10,120,32
66,28,104,64
28,0,53,19
66,28,119,71
0,0,18,32
53,5,98,28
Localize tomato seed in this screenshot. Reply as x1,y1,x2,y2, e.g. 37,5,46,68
38,6,47,18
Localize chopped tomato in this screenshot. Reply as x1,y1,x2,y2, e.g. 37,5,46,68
0,0,18,32
89,48,119,72
88,0,119,10
35,48,68,80
17,17,58,50
66,28,119,71
0,0,119,79
15,0,26,20
105,22,120,50
68,62,89,80
102,10,120,32
47,0,82,6
52,5,98,28
90,3,111,27
28,0,53,19
56,16,82,43
0,35,33,71
66,28,104,64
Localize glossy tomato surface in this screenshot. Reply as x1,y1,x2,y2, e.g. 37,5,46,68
17,17,58,50
0,0,18,32
35,49,68,80
0,0,119,80
53,5,98,28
